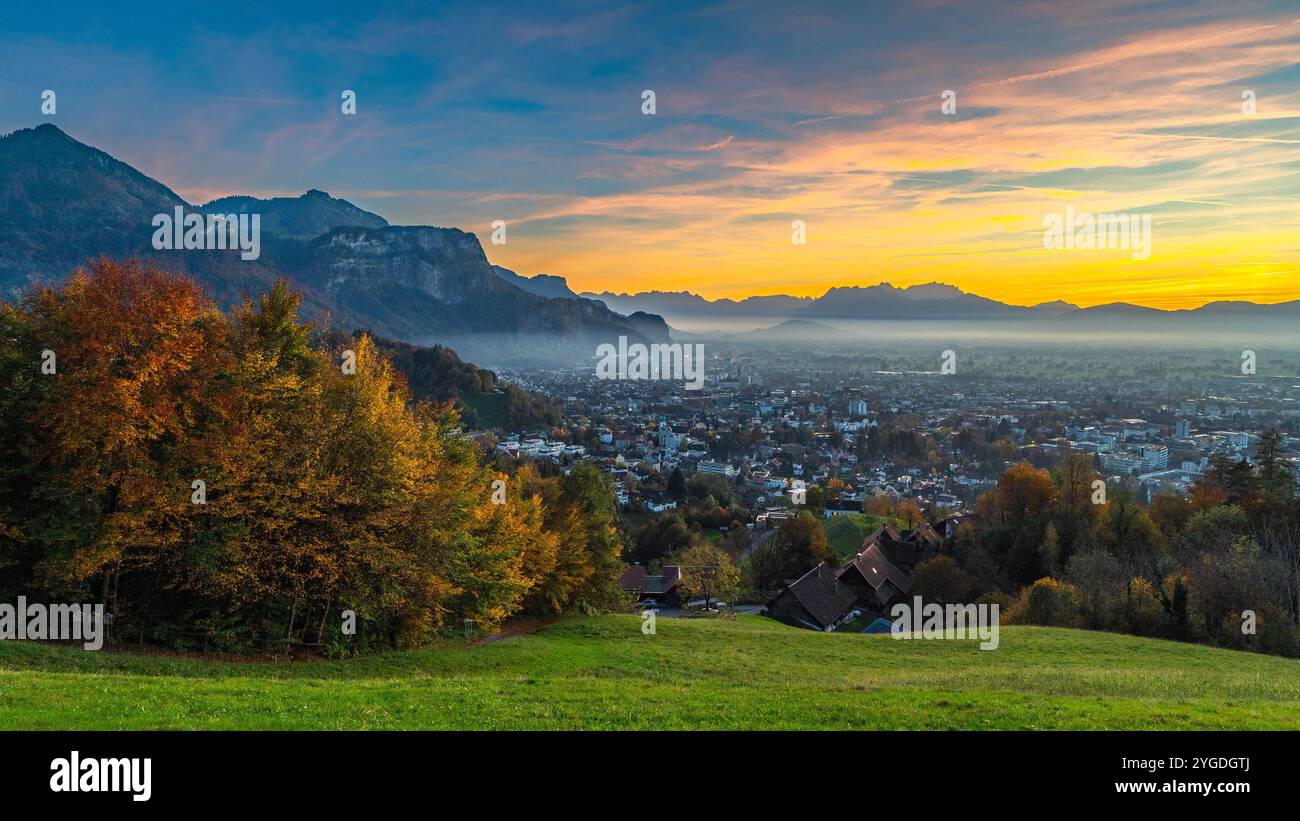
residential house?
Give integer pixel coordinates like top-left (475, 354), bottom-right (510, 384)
top-left (619, 564), bottom-right (683, 607)
top-left (822, 499), bottom-right (860, 518)
top-left (765, 564), bottom-right (860, 631)
top-left (836, 543), bottom-right (910, 615)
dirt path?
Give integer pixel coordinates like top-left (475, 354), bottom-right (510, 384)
top-left (470, 617), bottom-right (560, 646)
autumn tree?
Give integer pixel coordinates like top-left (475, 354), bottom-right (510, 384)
top-left (766, 511), bottom-right (829, 584)
top-left (14, 260), bottom-right (224, 608)
top-left (1098, 486), bottom-right (1165, 575)
top-left (0, 265), bottom-right (627, 651)
top-left (910, 555), bottom-right (971, 605)
top-left (673, 541), bottom-right (740, 610)
top-left (1050, 451), bottom-right (1100, 563)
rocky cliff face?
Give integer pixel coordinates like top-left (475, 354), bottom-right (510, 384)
top-left (293, 226), bottom-right (669, 363)
top-left (0, 124), bottom-right (668, 366)
top-left (315, 226), bottom-right (497, 305)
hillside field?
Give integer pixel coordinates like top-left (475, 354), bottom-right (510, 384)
top-left (822, 513), bottom-right (908, 559)
top-left (1, 615), bottom-right (1297, 730)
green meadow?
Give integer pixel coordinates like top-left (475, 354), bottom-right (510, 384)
top-left (1, 615), bottom-right (1297, 730)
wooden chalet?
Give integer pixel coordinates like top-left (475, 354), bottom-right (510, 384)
top-left (836, 543), bottom-right (910, 613)
top-left (619, 564), bottom-right (683, 607)
top-left (765, 564), bottom-right (859, 631)
top-left (765, 524), bottom-right (924, 631)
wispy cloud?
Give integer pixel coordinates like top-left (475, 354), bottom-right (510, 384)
top-left (1, 0), bottom-right (1297, 308)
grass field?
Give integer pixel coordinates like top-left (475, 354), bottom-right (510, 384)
top-left (458, 391), bottom-right (507, 429)
top-left (1, 615), bottom-right (1298, 730)
top-left (823, 513), bottom-right (908, 559)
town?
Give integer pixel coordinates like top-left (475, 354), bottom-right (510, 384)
top-left (490, 339), bottom-right (1300, 521)
top-left (478, 336), bottom-right (1300, 635)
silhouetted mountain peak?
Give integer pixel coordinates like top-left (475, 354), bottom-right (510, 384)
top-left (12, 123), bottom-right (73, 142)
top-left (200, 189), bottom-right (388, 240)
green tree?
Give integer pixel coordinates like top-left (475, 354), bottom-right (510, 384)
top-left (910, 555), bottom-right (971, 605)
top-left (666, 467), bottom-right (687, 501)
top-left (674, 541), bottom-right (740, 610)
top-left (767, 511), bottom-right (829, 583)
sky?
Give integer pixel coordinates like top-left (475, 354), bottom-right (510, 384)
top-left (2, 0), bottom-right (1298, 309)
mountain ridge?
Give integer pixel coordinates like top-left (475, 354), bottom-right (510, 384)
top-left (0, 124), bottom-right (667, 366)
top-left (578, 281), bottom-right (1300, 324)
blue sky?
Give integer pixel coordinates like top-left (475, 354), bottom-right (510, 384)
top-left (3, 1), bottom-right (1299, 307)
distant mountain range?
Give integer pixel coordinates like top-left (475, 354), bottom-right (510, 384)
top-left (558, 280), bottom-right (1300, 330)
top-left (7, 124), bottom-right (1294, 358)
top-left (0, 124), bottom-right (668, 366)
top-left (586, 289), bottom-right (814, 320)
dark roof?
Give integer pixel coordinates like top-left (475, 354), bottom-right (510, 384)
top-left (862, 523), bottom-right (940, 568)
top-left (619, 565), bottom-right (648, 592)
top-left (839, 543), bottom-right (910, 598)
top-left (780, 564), bottom-right (859, 629)
top-left (637, 565), bottom-right (681, 595)
top-left (661, 566), bottom-right (681, 590)
top-left (911, 522), bottom-right (942, 546)
top-left (863, 524), bottom-right (902, 548)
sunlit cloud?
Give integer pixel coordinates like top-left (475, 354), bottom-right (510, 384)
top-left (1, 1), bottom-right (1297, 308)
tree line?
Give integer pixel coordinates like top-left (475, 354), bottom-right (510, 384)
top-left (912, 446), bottom-right (1300, 656)
top-left (0, 261), bottom-right (623, 653)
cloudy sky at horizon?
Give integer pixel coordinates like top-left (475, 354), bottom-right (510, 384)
top-left (3, 0), bottom-right (1299, 308)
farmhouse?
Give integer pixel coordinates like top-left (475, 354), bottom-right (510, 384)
top-left (766, 525), bottom-right (922, 631)
top-left (619, 564), bottom-right (683, 607)
top-left (860, 521), bottom-right (940, 572)
top-left (765, 564), bottom-right (859, 631)
top-left (836, 543), bottom-right (910, 612)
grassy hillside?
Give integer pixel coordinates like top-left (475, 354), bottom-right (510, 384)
top-left (1, 615), bottom-right (1297, 729)
top-left (458, 390), bottom-right (508, 429)
top-left (823, 513), bottom-right (907, 559)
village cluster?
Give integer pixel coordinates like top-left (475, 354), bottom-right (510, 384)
top-left (480, 340), bottom-right (1300, 632)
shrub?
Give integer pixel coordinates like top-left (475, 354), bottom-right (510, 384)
top-left (1005, 578), bottom-right (1084, 628)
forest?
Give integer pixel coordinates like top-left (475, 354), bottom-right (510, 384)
top-left (0, 261), bottom-right (623, 653)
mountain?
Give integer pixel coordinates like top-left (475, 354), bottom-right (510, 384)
top-left (0, 124), bottom-right (667, 366)
top-left (897, 282), bottom-right (966, 300)
top-left (1188, 300), bottom-right (1300, 317)
top-left (801, 283), bottom-right (1022, 319)
top-left (0, 123), bottom-right (185, 292)
top-left (584, 289), bottom-right (814, 319)
top-left (5, 125), bottom-right (1294, 352)
top-left (588, 282), bottom-right (1033, 326)
top-left (492, 266), bottom-right (585, 300)
top-left (287, 225), bottom-right (669, 360)
top-left (736, 319), bottom-right (851, 341)
top-left (1027, 299), bottom-right (1081, 315)
top-left (200, 189), bottom-right (388, 239)
top-left (1068, 302), bottom-right (1167, 318)
top-left (579, 281), bottom-right (1300, 334)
